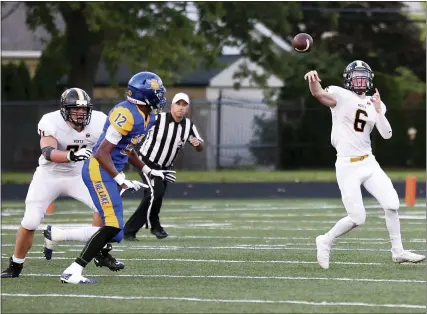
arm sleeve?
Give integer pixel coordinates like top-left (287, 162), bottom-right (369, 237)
top-left (375, 102), bottom-right (392, 139)
top-left (108, 107), bottom-right (134, 136)
top-left (105, 125), bottom-right (123, 145)
top-left (37, 115), bottom-right (57, 138)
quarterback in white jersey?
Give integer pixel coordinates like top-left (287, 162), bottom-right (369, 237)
top-left (2, 87), bottom-right (122, 279)
top-left (305, 60), bottom-right (425, 269)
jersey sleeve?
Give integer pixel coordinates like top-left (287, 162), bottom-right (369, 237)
top-left (37, 115), bottom-right (57, 138)
top-left (108, 107), bottom-right (134, 136)
top-left (324, 85), bottom-right (344, 108)
top-left (188, 122), bottom-right (204, 143)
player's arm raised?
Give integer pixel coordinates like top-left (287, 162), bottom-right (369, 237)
top-left (372, 89), bottom-right (392, 140)
top-left (305, 70), bottom-right (337, 108)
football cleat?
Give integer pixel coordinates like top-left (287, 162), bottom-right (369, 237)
top-left (1, 257), bottom-right (23, 278)
top-left (124, 234), bottom-right (140, 241)
top-left (43, 225), bottom-right (56, 260)
top-left (151, 227), bottom-right (168, 239)
top-left (392, 250), bottom-right (426, 264)
top-left (316, 235), bottom-right (332, 269)
top-left (60, 273), bottom-right (97, 284)
top-left (93, 244), bottom-right (125, 271)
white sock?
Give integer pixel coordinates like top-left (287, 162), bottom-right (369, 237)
top-left (12, 255), bottom-right (25, 264)
top-left (325, 216), bottom-right (356, 243)
top-left (52, 226), bottom-right (100, 242)
top-left (63, 262), bottom-right (84, 274)
top-left (384, 209), bottom-right (403, 253)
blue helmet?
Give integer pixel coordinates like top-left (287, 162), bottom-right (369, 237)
top-left (126, 71), bottom-right (167, 109)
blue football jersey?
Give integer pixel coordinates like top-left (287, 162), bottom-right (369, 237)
top-left (93, 101), bottom-right (156, 172)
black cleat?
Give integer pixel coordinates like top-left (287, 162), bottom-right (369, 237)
top-left (1, 257), bottom-right (23, 278)
top-left (93, 244), bottom-right (125, 272)
top-left (124, 234), bottom-right (139, 241)
top-left (151, 227), bottom-right (168, 239)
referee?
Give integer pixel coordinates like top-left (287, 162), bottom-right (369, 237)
top-left (123, 93), bottom-right (204, 241)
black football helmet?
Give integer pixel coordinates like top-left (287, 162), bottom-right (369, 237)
top-left (60, 87), bottom-right (93, 126)
top-left (343, 60), bottom-right (374, 95)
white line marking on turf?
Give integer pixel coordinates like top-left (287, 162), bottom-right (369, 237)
top-left (1, 232), bottom-right (425, 243)
top-left (19, 274), bottom-right (426, 283)
top-left (2, 233), bottom-right (425, 243)
top-left (1, 243), bottom-right (425, 252)
top-left (2, 256), bottom-right (388, 266)
top-left (2, 202), bottom-right (425, 215)
top-left (1, 294), bottom-right (424, 309)
top-left (1, 293), bottom-right (424, 309)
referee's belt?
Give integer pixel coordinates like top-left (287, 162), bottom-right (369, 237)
top-left (350, 154), bottom-right (369, 163)
top-left (139, 155), bottom-right (171, 170)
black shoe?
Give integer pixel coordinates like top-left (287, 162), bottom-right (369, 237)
top-left (93, 244), bottom-right (125, 272)
top-left (124, 234), bottom-right (139, 241)
top-left (151, 227), bottom-right (168, 239)
top-left (1, 257), bottom-right (23, 278)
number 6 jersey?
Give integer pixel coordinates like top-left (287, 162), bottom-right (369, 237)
top-left (37, 110), bottom-right (107, 175)
top-left (325, 86), bottom-right (387, 157)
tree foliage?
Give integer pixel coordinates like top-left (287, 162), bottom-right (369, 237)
top-left (1, 62), bottom-right (33, 101)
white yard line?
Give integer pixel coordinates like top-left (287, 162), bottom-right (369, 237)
top-left (7, 256), bottom-right (422, 267)
top-left (1, 243), bottom-right (425, 252)
top-left (2, 203), bottom-right (425, 215)
top-left (4, 224), bottom-right (425, 232)
top-left (17, 273), bottom-right (426, 283)
top-left (2, 233), bottom-right (425, 243)
top-left (1, 293), bottom-right (424, 309)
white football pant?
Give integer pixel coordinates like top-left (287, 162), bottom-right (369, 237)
top-left (335, 155), bottom-right (400, 226)
top-left (21, 167), bottom-right (97, 230)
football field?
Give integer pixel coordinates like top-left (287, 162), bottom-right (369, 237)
top-left (1, 198), bottom-right (426, 313)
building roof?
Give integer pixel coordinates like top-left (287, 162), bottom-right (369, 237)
top-left (91, 54), bottom-right (241, 87)
top-left (1, 2), bottom-right (241, 87)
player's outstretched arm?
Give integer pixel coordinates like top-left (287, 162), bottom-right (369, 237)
top-left (304, 70), bottom-right (337, 108)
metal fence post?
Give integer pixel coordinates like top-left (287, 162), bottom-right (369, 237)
top-left (216, 89), bottom-right (222, 170)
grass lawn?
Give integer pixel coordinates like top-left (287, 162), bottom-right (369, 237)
top-left (1, 198), bottom-right (425, 313)
top-left (2, 169), bottom-right (425, 183)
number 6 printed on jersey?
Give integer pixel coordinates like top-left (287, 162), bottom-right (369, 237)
top-left (354, 109), bottom-right (368, 132)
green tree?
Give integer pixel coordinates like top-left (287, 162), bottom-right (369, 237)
top-left (25, 2), bottom-right (305, 96)
top-left (25, 2), bottom-right (223, 95)
top-left (1, 61), bottom-right (33, 101)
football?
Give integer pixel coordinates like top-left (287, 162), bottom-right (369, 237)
top-left (292, 33), bottom-right (313, 53)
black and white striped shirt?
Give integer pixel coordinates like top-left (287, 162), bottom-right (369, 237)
top-left (139, 112), bottom-right (203, 169)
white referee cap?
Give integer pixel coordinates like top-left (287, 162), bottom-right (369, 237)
top-left (172, 92), bottom-right (190, 104)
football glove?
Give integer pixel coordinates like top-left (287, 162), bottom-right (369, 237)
top-left (114, 173), bottom-right (148, 194)
top-left (67, 148), bottom-right (92, 162)
top-left (142, 165), bottom-right (176, 183)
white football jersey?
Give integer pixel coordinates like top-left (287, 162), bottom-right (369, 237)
top-left (326, 86), bottom-right (386, 157)
top-left (37, 110), bottom-right (107, 176)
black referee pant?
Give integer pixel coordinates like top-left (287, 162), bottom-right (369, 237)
top-left (123, 172), bottom-right (167, 238)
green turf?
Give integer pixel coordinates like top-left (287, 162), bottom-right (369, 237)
top-left (1, 199), bottom-right (426, 313)
top-left (2, 169), bottom-right (426, 183)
